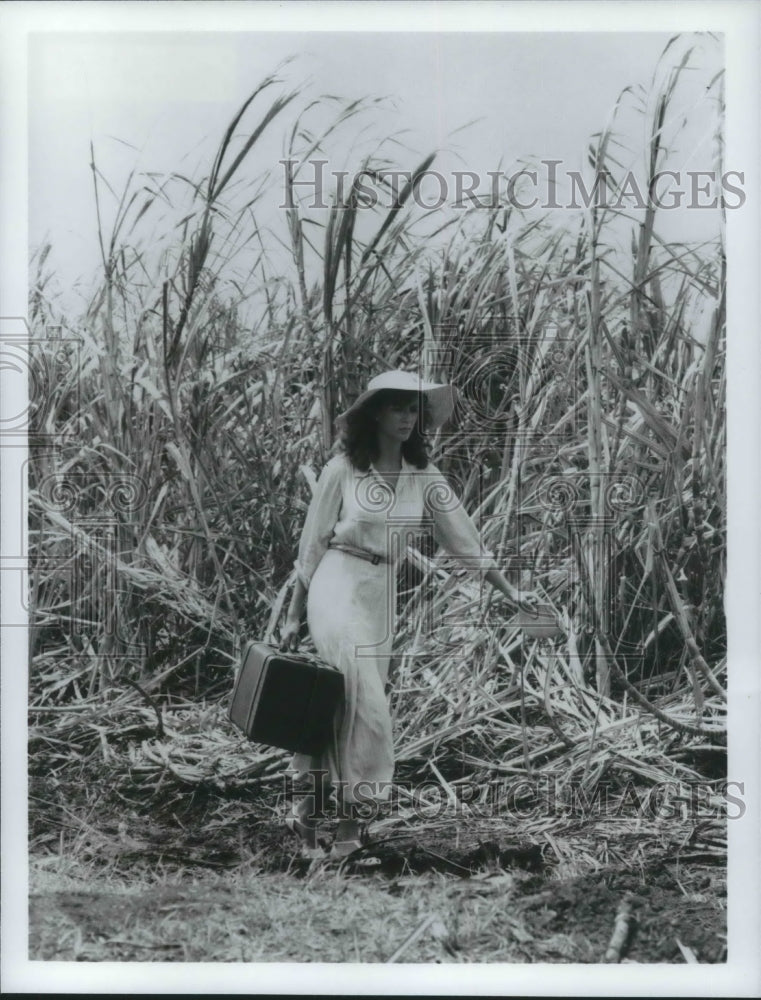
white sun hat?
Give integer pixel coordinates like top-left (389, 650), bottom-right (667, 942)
top-left (335, 369), bottom-right (457, 432)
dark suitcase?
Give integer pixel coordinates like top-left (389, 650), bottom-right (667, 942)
top-left (228, 641), bottom-right (344, 756)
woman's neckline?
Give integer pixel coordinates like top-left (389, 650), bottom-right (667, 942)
top-left (370, 456), bottom-right (406, 490)
top-left (371, 456), bottom-right (405, 473)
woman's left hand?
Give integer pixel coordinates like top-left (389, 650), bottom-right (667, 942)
top-left (508, 588), bottom-right (540, 612)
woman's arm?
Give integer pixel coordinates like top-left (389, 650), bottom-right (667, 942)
top-left (484, 566), bottom-right (537, 609)
top-left (424, 465), bottom-right (537, 608)
top-left (279, 455), bottom-right (344, 651)
top-left (280, 576), bottom-right (307, 651)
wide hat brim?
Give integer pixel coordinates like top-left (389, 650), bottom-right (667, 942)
top-left (335, 370), bottom-right (456, 432)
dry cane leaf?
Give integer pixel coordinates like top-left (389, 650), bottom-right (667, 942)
top-left (603, 894), bottom-right (633, 962)
top-left (429, 916), bottom-right (459, 957)
top-left (675, 938), bottom-right (699, 963)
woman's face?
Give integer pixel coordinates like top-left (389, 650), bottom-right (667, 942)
top-left (375, 394), bottom-right (419, 443)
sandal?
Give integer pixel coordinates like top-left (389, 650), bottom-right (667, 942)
top-left (285, 810), bottom-right (325, 860)
top-left (329, 838), bottom-right (364, 860)
top-left (330, 828), bottom-right (382, 867)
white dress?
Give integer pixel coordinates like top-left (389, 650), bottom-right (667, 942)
top-left (291, 451), bottom-right (497, 803)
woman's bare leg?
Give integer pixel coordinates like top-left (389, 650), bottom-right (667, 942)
top-left (334, 796), bottom-right (363, 844)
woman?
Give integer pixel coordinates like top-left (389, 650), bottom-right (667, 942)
top-left (279, 370), bottom-right (536, 859)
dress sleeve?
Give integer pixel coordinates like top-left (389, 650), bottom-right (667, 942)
top-left (424, 464), bottom-right (499, 574)
top-left (293, 455), bottom-right (345, 590)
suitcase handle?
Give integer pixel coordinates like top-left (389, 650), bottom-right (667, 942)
top-left (279, 650), bottom-right (342, 674)
top-left (243, 640), bottom-right (341, 674)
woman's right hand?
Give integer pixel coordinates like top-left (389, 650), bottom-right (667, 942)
top-left (279, 617), bottom-right (301, 652)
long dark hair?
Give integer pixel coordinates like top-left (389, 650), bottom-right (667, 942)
top-left (339, 389), bottom-right (432, 471)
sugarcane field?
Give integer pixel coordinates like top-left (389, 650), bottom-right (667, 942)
top-left (5, 11), bottom-right (760, 994)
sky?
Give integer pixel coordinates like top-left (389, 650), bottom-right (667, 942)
top-left (27, 30), bottom-right (725, 311)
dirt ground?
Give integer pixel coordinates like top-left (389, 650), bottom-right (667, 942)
top-left (29, 813), bottom-right (726, 964)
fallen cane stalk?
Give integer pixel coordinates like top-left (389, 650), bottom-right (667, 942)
top-left (386, 914), bottom-right (437, 963)
top-left (604, 893), bottom-right (634, 962)
top-left (675, 938), bottom-right (699, 963)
